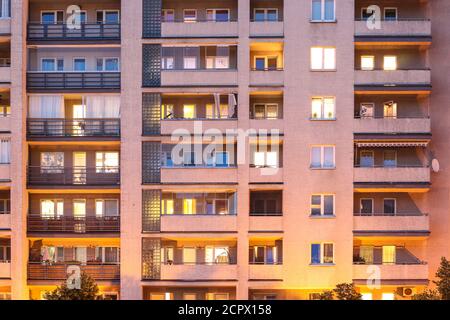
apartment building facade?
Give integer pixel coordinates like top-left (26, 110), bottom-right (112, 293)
top-left (1, 0), bottom-right (449, 300)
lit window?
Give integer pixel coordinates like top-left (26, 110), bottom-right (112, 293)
top-left (161, 9), bottom-right (175, 22)
top-left (96, 152), bottom-right (119, 173)
top-left (382, 293), bottom-right (395, 300)
top-left (183, 104), bottom-right (196, 119)
top-left (254, 56), bottom-right (278, 70)
top-left (206, 56), bottom-right (229, 69)
top-left (253, 104), bottom-right (279, 119)
top-left (383, 56), bottom-right (397, 70)
top-left (361, 293), bottom-right (373, 300)
top-left (311, 47), bottom-right (335, 70)
top-left (311, 243), bottom-right (334, 264)
top-left (73, 199), bottom-right (86, 218)
top-left (253, 150), bottom-right (279, 168)
top-left (311, 145), bottom-right (335, 169)
top-left (41, 199), bottom-right (64, 218)
top-left (183, 199), bottom-right (196, 215)
top-left (205, 246), bottom-right (230, 264)
top-left (361, 56), bottom-right (374, 70)
top-left (183, 56), bottom-right (197, 69)
top-left (311, 0), bottom-right (335, 21)
top-left (310, 194), bottom-right (334, 216)
top-left (161, 56), bottom-right (174, 69)
top-left (183, 247), bottom-right (196, 264)
top-left (206, 104), bottom-right (229, 119)
top-left (40, 152), bottom-right (64, 173)
top-left (382, 246), bottom-right (396, 264)
top-left (311, 97), bottom-right (335, 120)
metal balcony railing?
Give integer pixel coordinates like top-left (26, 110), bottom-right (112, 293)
top-left (27, 215), bottom-right (120, 233)
top-left (27, 166), bottom-right (120, 186)
top-left (27, 72), bottom-right (121, 90)
top-left (27, 262), bottom-right (120, 280)
top-left (27, 118), bottom-right (120, 138)
top-left (27, 23), bottom-right (120, 41)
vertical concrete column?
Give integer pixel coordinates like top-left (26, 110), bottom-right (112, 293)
top-left (120, 0), bottom-right (144, 300)
top-left (236, 0), bottom-right (250, 300)
top-left (10, 0), bottom-right (29, 300)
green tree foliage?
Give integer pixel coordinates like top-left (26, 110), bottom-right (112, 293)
top-left (333, 283), bottom-right (362, 300)
top-left (44, 272), bottom-right (101, 300)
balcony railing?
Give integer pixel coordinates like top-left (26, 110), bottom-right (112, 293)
top-left (27, 262), bottom-right (120, 280)
top-left (354, 212), bottom-right (427, 217)
top-left (353, 246), bottom-right (424, 265)
top-left (27, 166), bottom-right (120, 186)
top-left (27, 215), bottom-right (120, 233)
top-left (27, 119), bottom-right (120, 138)
top-left (249, 211), bottom-right (283, 216)
top-left (27, 72), bottom-right (121, 90)
top-left (162, 247), bottom-right (237, 265)
top-left (27, 23), bottom-right (121, 41)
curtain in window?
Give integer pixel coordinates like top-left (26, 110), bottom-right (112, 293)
top-left (359, 246), bottom-right (374, 264)
top-left (28, 95), bottom-right (64, 118)
top-left (85, 95), bottom-right (120, 118)
top-left (0, 138), bottom-right (10, 164)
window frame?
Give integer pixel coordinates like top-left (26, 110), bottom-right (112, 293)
top-left (40, 199), bottom-right (64, 219)
top-left (95, 199), bottom-right (119, 217)
top-left (253, 55), bottom-right (279, 71)
top-left (383, 150), bottom-right (397, 167)
top-left (40, 10), bottom-right (64, 24)
top-left (40, 58), bottom-right (64, 72)
top-left (96, 57), bottom-right (120, 72)
top-left (73, 57), bottom-right (86, 72)
top-left (310, 242), bottom-right (335, 265)
top-left (161, 9), bottom-right (175, 22)
top-left (310, 145), bottom-right (336, 169)
top-left (95, 151), bottom-right (119, 173)
top-left (206, 8), bottom-right (231, 22)
top-left (384, 7), bottom-right (398, 21)
top-left (359, 198), bottom-right (374, 215)
top-left (383, 55), bottom-right (397, 71)
top-left (183, 9), bottom-right (197, 23)
top-left (252, 103), bottom-right (279, 120)
top-left (96, 10), bottom-right (120, 24)
top-left (310, 194), bottom-right (335, 217)
top-left (311, 0), bottom-right (336, 22)
top-left (359, 102), bottom-right (375, 118)
top-left (310, 46), bottom-right (336, 71)
top-left (383, 198), bottom-right (397, 215)
top-left (359, 150), bottom-right (375, 167)
top-left (253, 8), bottom-right (279, 22)
top-left (361, 55), bottom-right (375, 71)
top-left (311, 96), bottom-right (336, 120)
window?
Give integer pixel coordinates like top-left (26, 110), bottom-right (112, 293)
top-left (361, 293), bottom-right (373, 300)
top-left (311, 243), bottom-right (334, 264)
top-left (150, 293), bottom-right (173, 300)
top-left (74, 246), bottom-right (87, 264)
top-left (361, 56), bottom-right (375, 70)
top-left (40, 199), bottom-right (63, 218)
top-left (206, 104), bottom-right (229, 119)
top-left (97, 10), bottom-right (120, 24)
top-left (183, 9), bottom-right (197, 22)
top-left (0, 293), bottom-right (11, 300)
top-left (0, 138), bottom-right (10, 164)
top-left (183, 294), bottom-right (197, 300)
top-left (96, 58), bottom-right (120, 71)
top-left (161, 56), bottom-right (174, 70)
top-left (41, 58), bottom-right (64, 72)
top-left (206, 56), bottom-right (229, 69)
top-left (359, 246), bottom-right (374, 264)
top-left (212, 151), bottom-right (229, 168)
top-left (310, 145), bottom-right (335, 169)
top-left (384, 8), bottom-right (397, 21)
top-left (161, 104), bottom-right (174, 119)
top-left (40, 152), bottom-right (64, 173)
top-left (359, 151), bottom-right (374, 167)
top-left (311, 47), bottom-right (335, 70)
top-left (253, 104), bottom-right (279, 119)
top-left (253, 150), bottom-right (278, 168)
top-left (161, 198), bottom-right (174, 215)
top-left (183, 198), bottom-right (196, 214)
top-left (205, 246), bottom-right (230, 264)
top-left (382, 293), bottom-right (395, 300)
top-left (183, 247), bottom-right (196, 264)
top-left (0, 245), bottom-right (10, 262)
top-left (183, 104), bottom-right (196, 119)
top-left (383, 56), bottom-right (397, 71)
top-left (206, 9), bottom-right (230, 22)
top-left (161, 9), bottom-right (175, 22)
top-left (0, 0), bottom-right (11, 19)
top-left (383, 199), bottom-right (396, 215)
top-left (360, 103), bottom-right (374, 118)
top-left (311, 97), bottom-right (335, 120)
top-left (41, 10), bottom-right (64, 24)
top-left (383, 150), bottom-right (397, 167)
top-left (0, 198), bottom-right (10, 214)
top-left (311, 0), bottom-right (335, 21)
top-left (161, 247), bottom-right (174, 264)
top-left (254, 56), bottom-right (278, 71)
top-left (310, 194), bottom-right (334, 216)
top-left (254, 8), bottom-right (278, 22)
top-left (382, 246), bottom-right (396, 264)
top-left (95, 199), bottom-right (119, 217)
top-left (207, 293), bottom-right (229, 300)
top-left (360, 198), bottom-right (374, 215)
top-left (251, 246), bottom-right (278, 264)
top-left (383, 101), bottom-right (397, 118)
top-left (101, 292), bottom-right (119, 300)
top-left (95, 152), bottom-right (119, 173)
top-left (73, 199), bottom-right (86, 218)
top-left (73, 58), bottom-right (86, 71)
top-left (183, 56), bottom-right (197, 69)
top-left (95, 247), bottom-right (119, 263)
top-left (0, 105), bottom-right (10, 117)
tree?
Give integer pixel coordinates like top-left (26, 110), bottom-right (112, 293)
top-left (411, 289), bottom-right (440, 300)
top-left (333, 283), bottom-right (362, 300)
top-left (44, 272), bottom-right (101, 300)
top-left (434, 257), bottom-right (450, 300)
top-left (318, 290), bottom-right (334, 300)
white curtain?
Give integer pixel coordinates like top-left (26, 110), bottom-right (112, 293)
top-left (28, 95), bottom-right (64, 118)
top-left (0, 138), bottom-right (10, 164)
top-left (86, 95), bottom-right (120, 118)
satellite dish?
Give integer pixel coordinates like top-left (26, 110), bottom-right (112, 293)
top-left (432, 158), bottom-right (440, 173)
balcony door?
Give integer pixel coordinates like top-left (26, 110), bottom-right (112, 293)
top-left (383, 101), bottom-right (397, 119)
top-left (360, 151), bottom-right (374, 167)
top-left (382, 246), bottom-right (396, 265)
top-left (73, 152), bottom-right (86, 184)
top-left (72, 104), bottom-right (86, 136)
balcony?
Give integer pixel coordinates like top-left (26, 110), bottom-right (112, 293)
top-left (0, 213), bottom-right (10, 230)
top-left (161, 167), bottom-right (238, 184)
top-left (162, 20), bottom-right (238, 38)
top-left (249, 215), bottom-right (283, 232)
top-left (0, 58), bottom-right (10, 83)
top-left (27, 23), bottom-right (121, 42)
top-left (0, 115), bottom-right (10, 132)
top-left (160, 214), bottom-right (237, 233)
top-left (355, 69), bottom-right (430, 86)
top-left (353, 263), bottom-right (428, 282)
top-left (353, 213), bottom-right (429, 233)
top-left (161, 69), bottom-right (238, 87)
top-left (27, 166), bottom-right (120, 187)
top-left (248, 264), bottom-right (283, 280)
top-left (354, 166), bottom-right (430, 184)
top-left (161, 119), bottom-right (238, 136)
top-left (354, 19), bottom-right (431, 38)
top-left (27, 215), bottom-right (120, 234)
top-left (0, 163), bottom-right (10, 182)
top-left (250, 21), bottom-right (284, 38)
top-left (160, 264), bottom-right (237, 281)
top-left (354, 117), bottom-right (430, 134)
top-left (249, 167), bottom-right (283, 183)
top-left (27, 262), bottom-right (120, 281)
top-left (0, 261), bottom-right (10, 278)
top-left (250, 69), bottom-right (284, 87)
top-left (27, 72), bottom-right (121, 91)
top-left (0, 18), bottom-right (10, 35)
top-left (27, 119), bottom-right (120, 140)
